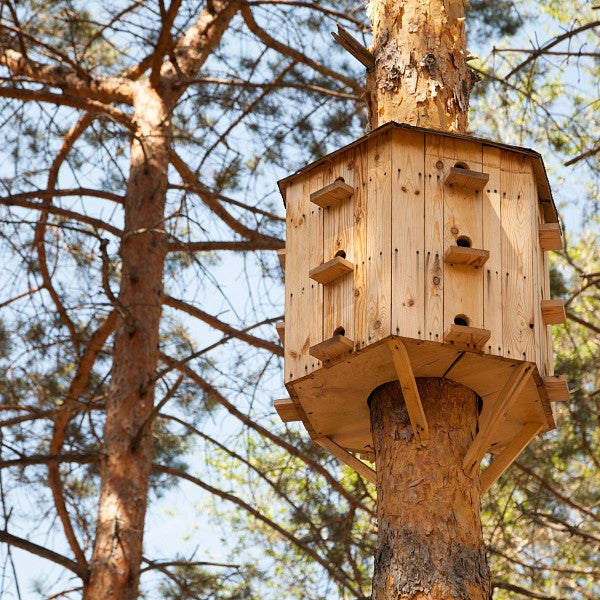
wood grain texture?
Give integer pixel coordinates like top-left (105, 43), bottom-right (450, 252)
top-left (274, 398), bottom-right (302, 422)
top-left (539, 223), bottom-right (563, 251)
top-left (322, 153), bottom-right (355, 342)
top-left (444, 167), bottom-right (489, 191)
top-left (391, 128), bottom-right (425, 339)
top-left (309, 256), bottom-right (354, 285)
top-left (366, 129), bottom-right (392, 344)
top-left (501, 152), bottom-right (535, 362)
top-left (482, 146), bottom-right (503, 356)
top-left (424, 133), bottom-right (445, 343)
top-left (309, 179), bottom-right (353, 208)
top-left (309, 334), bottom-right (354, 362)
top-left (440, 137), bottom-right (485, 332)
top-left (353, 141), bottom-right (368, 349)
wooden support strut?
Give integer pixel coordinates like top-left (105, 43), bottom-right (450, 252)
top-left (315, 436), bottom-right (376, 484)
top-left (480, 422), bottom-right (542, 493)
top-left (387, 339), bottom-right (429, 442)
top-left (463, 361), bottom-right (534, 475)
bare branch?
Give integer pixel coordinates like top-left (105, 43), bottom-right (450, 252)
top-left (170, 149), bottom-right (282, 243)
top-left (167, 239), bottom-right (284, 252)
top-left (153, 463), bottom-right (365, 598)
top-left (503, 20), bottom-right (600, 79)
top-left (164, 295), bottom-right (283, 356)
top-left (0, 86), bottom-right (134, 130)
top-left (0, 529), bottom-right (89, 581)
top-left (241, 4), bottom-right (363, 95)
top-left (150, 0), bottom-right (182, 89)
top-left (0, 48), bottom-right (134, 104)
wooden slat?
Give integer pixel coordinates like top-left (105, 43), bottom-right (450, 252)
top-left (284, 175), bottom-right (322, 382)
top-left (275, 321), bottom-right (285, 345)
top-left (353, 141), bottom-right (368, 349)
top-left (365, 129), bottom-right (392, 343)
top-left (309, 256), bottom-right (354, 284)
top-left (544, 375), bottom-right (570, 402)
top-left (443, 324), bottom-right (491, 351)
top-left (322, 153), bottom-right (355, 344)
top-left (501, 152), bottom-right (535, 362)
top-left (309, 334), bottom-right (354, 362)
top-left (441, 138), bottom-right (484, 333)
top-left (539, 223), bottom-right (563, 251)
top-left (444, 166), bottom-right (490, 191)
top-left (463, 361), bottom-right (534, 474)
top-left (274, 398), bottom-right (302, 423)
top-left (391, 128), bottom-right (425, 339)
top-left (310, 179), bottom-right (353, 208)
top-left (277, 248), bottom-right (286, 270)
top-left (388, 339), bottom-right (429, 441)
top-left (480, 422), bottom-right (542, 493)
top-left (315, 436), bottom-right (376, 484)
top-left (443, 246), bottom-right (490, 268)
top-left (482, 146), bottom-right (503, 356)
top-left (424, 134), bottom-right (445, 342)
top-left (541, 299), bottom-right (566, 325)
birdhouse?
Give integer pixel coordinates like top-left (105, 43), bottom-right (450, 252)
top-left (274, 123), bottom-right (569, 491)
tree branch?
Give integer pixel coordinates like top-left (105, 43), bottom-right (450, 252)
top-left (0, 529), bottom-right (89, 581)
top-left (150, 0), bottom-right (182, 89)
top-left (170, 149), bottom-right (282, 243)
top-left (167, 239), bottom-right (284, 252)
top-left (503, 20), bottom-right (600, 80)
top-left (164, 295), bottom-right (283, 356)
top-left (241, 4), bottom-right (363, 94)
top-left (153, 463), bottom-right (364, 598)
top-left (0, 48), bottom-right (134, 104)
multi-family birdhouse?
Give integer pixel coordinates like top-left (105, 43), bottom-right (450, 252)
top-left (274, 123), bottom-right (569, 491)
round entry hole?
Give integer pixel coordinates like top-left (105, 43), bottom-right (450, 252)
top-left (333, 326), bottom-right (346, 337)
top-left (456, 236), bottom-right (472, 248)
top-left (335, 249), bottom-right (347, 259)
top-left (454, 315), bottom-right (470, 327)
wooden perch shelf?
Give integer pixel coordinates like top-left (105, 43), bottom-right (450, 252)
top-left (541, 300), bottom-right (566, 325)
top-left (309, 334), bottom-right (354, 362)
top-left (274, 398), bottom-right (302, 422)
top-left (544, 375), bottom-right (570, 402)
top-left (277, 248), bottom-right (286, 269)
top-left (309, 255), bottom-right (354, 284)
top-left (276, 321), bottom-right (285, 345)
top-left (310, 180), bottom-right (354, 208)
top-left (539, 223), bottom-right (563, 251)
top-left (444, 324), bottom-right (491, 351)
top-left (444, 245), bottom-right (490, 268)
top-left (444, 167), bottom-right (489, 191)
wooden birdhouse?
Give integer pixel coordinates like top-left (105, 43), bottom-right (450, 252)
top-left (274, 123), bottom-right (569, 491)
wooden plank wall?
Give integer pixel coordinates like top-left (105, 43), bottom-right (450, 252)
top-left (482, 147), bottom-right (504, 356)
top-left (392, 129), bottom-right (425, 339)
top-left (353, 141), bottom-right (368, 349)
top-left (322, 152), bottom-right (355, 343)
top-left (283, 171), bottom-right (323, 383)
top-left (365, 129), bottom-right (392, 344)
top-left (501, 151), bottom-right (536, 362)
top-left (437, 136), bottom-right (485, 330)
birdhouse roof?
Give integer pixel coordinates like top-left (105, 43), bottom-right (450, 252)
top-left (278, 122), bottom-right (559, 224)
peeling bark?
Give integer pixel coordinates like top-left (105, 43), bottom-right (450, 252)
top-left (366, 0), bottom-right (473, 132)
top-left (370, 378), bottom-right (490, 600)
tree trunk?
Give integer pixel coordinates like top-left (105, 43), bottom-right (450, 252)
top-left (370, 379), bottom-right (490, 600)
top-left (366, 0), bottom-right (473, 132)
top-left (85, 81), bottom-right (170, 600)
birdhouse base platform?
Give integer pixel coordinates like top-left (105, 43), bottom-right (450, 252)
top-left (277, 336), bottom-right (567, 489)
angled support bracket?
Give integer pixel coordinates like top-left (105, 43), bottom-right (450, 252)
top-left (387, 339), bottom-right (429, 442)
top-left (480, 422), bottom-right (542, 493)
top-left (463, 361), bottom-right (534, 476)
top-left (315, 436), bottom-right (376, 484)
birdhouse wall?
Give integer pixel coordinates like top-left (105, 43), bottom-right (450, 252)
top-left (283, 126), bottom-right (556, 385)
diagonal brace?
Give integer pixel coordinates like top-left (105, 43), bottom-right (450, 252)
top-left (463, 362), bottom-right (534, 475)
top-left (387, 339), bottom-right (429, 442)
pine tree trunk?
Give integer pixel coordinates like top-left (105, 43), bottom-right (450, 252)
top-left (85, 82), bottom-right (170, 600)
top-left (370, 379), bottom-right (490, 600)
top-left (366, 0), bottom-right (473, 132)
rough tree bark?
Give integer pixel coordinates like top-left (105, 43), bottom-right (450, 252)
top-left (366, 0), bottom-right (474, 132)
top-left (370, 380), bottom-right (490, 600)
top-left (365, 1), bottom-right (489, 598)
